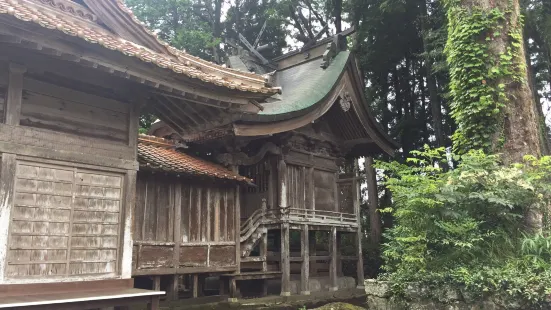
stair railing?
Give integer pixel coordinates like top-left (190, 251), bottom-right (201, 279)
top-left (240, 199), bottom-right (268, 243)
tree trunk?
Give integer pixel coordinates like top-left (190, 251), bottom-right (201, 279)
top-left (420, 0), bottom-right (445, 147)
top-left (448, 0), bottom-right (544, 232)
top-left (498, 1), bottom-right (541, 164)
top-left (212, 0), bottom-right (222, 63)
top-left (365, 157), bottom-right (381, 246)
top-left (334, 0), bottom-right (342, 34)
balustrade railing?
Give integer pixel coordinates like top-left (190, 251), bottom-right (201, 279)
top-left (240, 201), bottom-right (357, 242)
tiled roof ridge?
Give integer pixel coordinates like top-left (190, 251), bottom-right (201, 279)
top-left (0, 0), bottom-right (278, 94)
top-left (113, 0), bottom-right (270, 83)
top-left (138, 134), bottom-right (175, 148)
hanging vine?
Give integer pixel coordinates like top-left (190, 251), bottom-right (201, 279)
top-left (444, 0), bottom-right (524, 153)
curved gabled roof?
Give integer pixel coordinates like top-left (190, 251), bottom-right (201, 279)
top-left (232, 51), bottom-right (398, 156)
top-left (249, 51), bottom-right (350, 121)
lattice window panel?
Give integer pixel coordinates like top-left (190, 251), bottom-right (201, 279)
top-left (6, 161), bottom-right (123, 279)
top-left (241, 162), bottom-right (270, 193)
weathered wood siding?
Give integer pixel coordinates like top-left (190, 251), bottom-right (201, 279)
top-left (20, 78), bottom-right (129, 143)
top-left (132, 173), bottom-right (237, 275)
top-left (286, 164), bottom-right (306, 209)
top-left (0, 67), bottom-right (6, 122)
top-left (0, 57), bottom-right (139, 284)
top-left (6, 161), bottom-right (123, 279)
top-left (314, 170), bottom-right (336, 211)
top-left (337, 180), bottom-right (354, 214)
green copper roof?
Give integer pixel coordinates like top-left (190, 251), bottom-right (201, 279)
top-left (250, 51), bottom-right (350, 121)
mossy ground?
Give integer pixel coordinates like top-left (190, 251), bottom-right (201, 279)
top-left (308, 302), bottom-right (366, 310)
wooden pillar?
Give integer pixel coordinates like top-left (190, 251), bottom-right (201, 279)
top-left (278, 156), bottom-right (288, 211)
top-left (300, 224), bottom-right (310, 295)
top-left (219, 277), bottom-right (226, 295)
top-left (229, 278), bottom-right (238, 301)
top-left (170, 183), bottom-right (182, 300)
top-left (260, 228), bottom-right (268, 296)
top-left (192, 274), bottom-right (199, 298)
top-left (0, 153), bottom-right (16, 284)
top-left (148, 276), bottom-right (161, 310)
top-left (0, 64), bottom-right (24, 284)
top-left (280, 223), bottom-right (291, 296)
top-left (309, 230), bottom-right (316, 276)
top-left (355, 159), bottom-right (365, 288)
top-left (329, 227), bottom-right (338, 291)
top-left (307, 166), bottom-right (314, 210)
top-left (336, 232), bottom-right (343, 277)
top-left (232, 166), bottom-right (241, 274)
top-left (168, 275), bottom-right (179, 301)
top-left (152, 276), bottom-right (161, 291)
top-left (122, 170), bottom-right (137, 279)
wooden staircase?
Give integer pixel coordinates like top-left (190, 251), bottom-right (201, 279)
top-left (240, 207), bottom-right (268, 258)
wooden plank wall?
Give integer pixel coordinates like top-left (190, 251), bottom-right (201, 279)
top-left (314, 170), bottom-right (336, 212)
top-left (337, 181), bottom-right (354, 214)
top-left (20, 78), bottom-right (129, 143)
top-left (0, 67), bottom-right (6, 121)
top-left (240, 160), bottom-right (270, 219)
top-left (6, 161), bottom-right (123, 279)
top-left (286, 164), bottom-right (306, 209)
top-left (133, 173), bottom-right (237, 274)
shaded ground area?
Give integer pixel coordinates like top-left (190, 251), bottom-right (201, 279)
top-left (149, 288), bottom-right (367, 310)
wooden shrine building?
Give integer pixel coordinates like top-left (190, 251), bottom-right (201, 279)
top-left (145, 32), bottom-right (398, 298)
top-left (0, 0), bottom-right (278, 309)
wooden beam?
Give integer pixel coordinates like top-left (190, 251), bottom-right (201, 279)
top-left (128, 102), bottom-right (142, 151)
top-left (151, 96), bottom-right (191, 132)
top-left (162, 95), bottom-right (202, 127)
top-left (300, 224), bottom-right (310, 295)
top-left (330, 226), bottom-right (338, 291)
top-left (181, 101), bottom-right (209, 123)
top-left (154, 91), bottom-right (258, 113)
top-left (5, 63), bottom-right (26, 125)
top-left (280, 223), bottom-right (291, 296)
top-left (132, 266), bottom-right (237, 276)
top-left (0, 153), bottom-right (16, 283)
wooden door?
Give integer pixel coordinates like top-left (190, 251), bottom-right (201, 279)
top-left (6, 160), bottom-right (123, 280)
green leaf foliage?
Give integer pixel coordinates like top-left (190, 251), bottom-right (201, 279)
top-left (376, 148), bottom-right (551, 305)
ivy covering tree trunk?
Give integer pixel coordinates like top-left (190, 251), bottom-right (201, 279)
top-left (445, 0), bottom-right (543, 164)
top-left (445, 0), bottom-right (547, 232)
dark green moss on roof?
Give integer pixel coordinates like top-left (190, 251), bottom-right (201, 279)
top-left (242, 51), bottom-right (350, 122)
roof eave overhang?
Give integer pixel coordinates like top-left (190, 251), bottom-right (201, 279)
top-left (230, 55), bottom-right (399, 157)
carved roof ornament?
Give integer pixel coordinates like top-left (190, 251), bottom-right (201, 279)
top-left (216, 142), bottom-right (282, 166)
top-left (340, 91), bottom-right (352, 112)
top-left (320, 41), bottom-right (337, 69)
